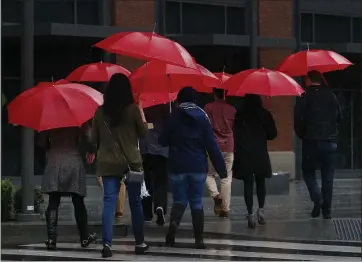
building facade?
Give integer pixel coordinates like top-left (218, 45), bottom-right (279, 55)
top-left (2, 0), bottom-right (362, 179)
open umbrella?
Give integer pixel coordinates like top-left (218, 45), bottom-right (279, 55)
top-left (66, 62), bottom-right (131, 82)
top-left (94, 32), bottom-right (196, 69)
top-left (214, 72), bottom-right (232, 83)
top-left (8, 80), bottom-right (103, 131)
top-left (276, 50), bottom-right (353, 77)
top-left (130, 61), bottom-right (220, 93)
top-left (224, 68), bottom-right (305, 97)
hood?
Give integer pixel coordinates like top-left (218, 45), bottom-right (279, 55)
top-left (179, 102), bottom-right (210, 122)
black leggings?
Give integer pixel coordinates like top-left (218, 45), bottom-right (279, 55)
top-left (243, 175), bottom-right (266, 214)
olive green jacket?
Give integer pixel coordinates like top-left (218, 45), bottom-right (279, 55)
top-left (90, 104), bottom-right (148, 177)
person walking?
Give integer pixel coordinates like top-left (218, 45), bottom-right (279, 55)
top-left (233, 94), bottom-right (277, 229)
top-left (140, 105), bottom-right (170, 225)
top-left (159, 87), bottom-right (227, 249)
top-left (204, 88), bottom-right (236, 218)
top-left (294, 70), bottom-right (342, 219)
top-left (88, 73), bottom-right (149, 257)
top-left (40, 127), bottom-right (97, 250)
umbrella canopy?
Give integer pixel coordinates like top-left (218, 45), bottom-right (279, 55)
top-left (214, 72), bottom-right (232, 83)
top-left (94, 32), bottom-right (196, 69)
top-left (224, 68), bottom-right (305, 97)
top-left (66, 62), bottom-right (131, 82)
top-left (8, 80), bottom-right (103, 131)
top-left (276, 50), bottom-right (353, 77)
top-left (130, 61), bottom-right (220, 93)
top-left (138, 92), bottom-right (178, 109)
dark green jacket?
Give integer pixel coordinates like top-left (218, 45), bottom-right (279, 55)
top-left (91, 104), bottom-right (148, 177)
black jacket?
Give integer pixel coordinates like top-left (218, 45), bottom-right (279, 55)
top-left (294, 85), bottom-right (342, 141)
top-left (233, 108), bottom-right (277, 179)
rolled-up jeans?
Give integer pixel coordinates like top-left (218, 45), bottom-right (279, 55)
top-left (102, 176), bottom-right (144, 245)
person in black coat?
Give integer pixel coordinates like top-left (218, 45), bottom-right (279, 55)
top-left (233, 94), bottom-right (277, 229)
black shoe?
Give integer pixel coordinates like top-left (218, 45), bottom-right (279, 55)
top-left (247, 214), bottom-right (256, 229)
top-left (135, 243), bottom-right (149, 254)
top-left (156, 207), bottom-right (165, 226)
top-left (81, 233), bottom-right (97, 248)
top-left (101, 244), bottom-right (112, 258)
top-left (165, 204), bottom-right (185, 247)
top-left (311, 202), bottom-right (321, 218)
top-left (191, 209), bottom-right (205, 249)
top-left (45, 239), bottom-right (57, 251)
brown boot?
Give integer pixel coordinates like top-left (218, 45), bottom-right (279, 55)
top-left (213, 195), bottom-right (223, 215)
top-left (219, 210), bottom-right (229, 218)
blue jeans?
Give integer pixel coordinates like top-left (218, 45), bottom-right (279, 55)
top-left (102, 176), bottom-right (144, 245)
top-left (302, 140), bottom-right (337, 212)
top-left (169, 173), bottom-right (207, 211)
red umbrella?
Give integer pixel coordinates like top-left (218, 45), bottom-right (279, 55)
top-left (94, 32), bottom-right (196, 69)
top-left (138, 92), bottom-right (178, 109)
top-left (276, 50), bottom-right (353, 77)
top-left (130, 61), bottom-right (221, 93)
top-left (66, 62), bottom-right (131, 82)
top-left (224, 68), bottom-right (305, 97)
top-left (8, 80), bottom-right (103, 131)
top-left (214, 72), bottom-right (232, 83)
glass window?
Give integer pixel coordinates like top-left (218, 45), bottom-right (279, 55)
top-left (182, 3), bottom-right (225, 35)
top-left (35, 0), bottom-right (75, 24)
top-left (165, 1), bottom-right (181, 34)
top-left (352, 18), bottom-right (361, 43)
top-left (226, 6), bottom-right (246, 35)
top-left (77, 0), bottom-right (99, 25)
top-left (2, 0), bottom-right (23, 24)
top-left (301, 13), bottom-right (313, 42)
top-left (314, 14), bottom-right (351, 43)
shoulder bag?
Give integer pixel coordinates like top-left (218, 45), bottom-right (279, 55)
top-left (103, 120), bottom-right (144, 183)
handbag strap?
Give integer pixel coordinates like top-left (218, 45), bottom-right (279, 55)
top-left (103, 120), bottom-right (131, 171)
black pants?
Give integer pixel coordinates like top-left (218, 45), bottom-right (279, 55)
top-left (47, 192), bottom-right (89, 240)
top-left (302, 140), bottom-right (337, 213)
top-left (243, 175), bottom-right (266, 215)
top-left (142, 154), bottom-right (168, 219)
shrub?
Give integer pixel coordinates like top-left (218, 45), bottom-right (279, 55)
top-left (14, 186), bottom-right (44, 214)
top-left (1, 179), bottom-right (14, 221)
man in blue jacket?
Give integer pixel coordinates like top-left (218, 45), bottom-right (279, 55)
top-left (159, 86), bottom-right (227, 249)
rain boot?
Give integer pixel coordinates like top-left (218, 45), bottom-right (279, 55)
top-left (191, 209), bottom-right (205, 249)
top-left (74, 207), bottom-right (97, 248)
top-left (165, 204), bottom-right (185, 247)
top-left (45, 209), bottom-right (58, 250)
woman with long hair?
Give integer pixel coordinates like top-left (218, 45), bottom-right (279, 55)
top-left (88, 73), bottom-right (149, 257)
top-left (233, 94), bottom-right (277, 229)
top-left (40, 125), bottom-right (97, 250)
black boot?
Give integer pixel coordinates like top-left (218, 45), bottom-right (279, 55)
top-left (45, 209), bottom-right (58, 250)
top-left (74, 206), bottom-right (97, 248)
top-left (191, 209), bottom-right (205, 249)
top-left (165, 204), bottom-right (185, 247)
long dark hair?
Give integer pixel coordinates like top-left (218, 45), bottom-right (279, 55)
top-left (243, 94), bottom-right (263, 111)
top-left (103, 73), bottom-right (134, 126)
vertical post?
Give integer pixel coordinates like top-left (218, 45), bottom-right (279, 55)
top-left (101, 0), bottom-right (111, 63)
top-left (154, 0), bottom-right (163, 35)
top-left (17, 0), bottom-right (39, 222)
top-left (250, 0), bottom-right (258, 69)
top-left (293, 0), bottom-right (302, 180)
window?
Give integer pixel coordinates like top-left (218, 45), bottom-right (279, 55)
top-left (2, 0), bottom-right (22, 24)
top-left (165, 1), bottom-right (181, 34)
top-left (182, 3), bottom-right (225, 35)
top-left (352, 18), bottom-right (361, 43)
top-left (77, 0), bottom-right (99, 25)
top-left (314, 14), bottom-right (351, 43)
top-left (34, 0), bottom-right (74, 24)
top-left (226, 7), bottom-right (246, 35)
top-left (301, 13), bottom-right (313, 42)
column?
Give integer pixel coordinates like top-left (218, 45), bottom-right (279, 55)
top-left (17, 0), bottom-right (39, 222)
top-left (250, 0), bottom-right (258, 68)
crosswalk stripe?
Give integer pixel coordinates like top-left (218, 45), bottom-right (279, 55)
top-left (1, 248), bottom-right (217, 261)
top-left (113, 236), bottom-right (361, 254)
top-left (20, 242), bottom-right (361, 261)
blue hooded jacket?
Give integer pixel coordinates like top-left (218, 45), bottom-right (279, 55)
top-left (159, 102), bottom-right (227, 177)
